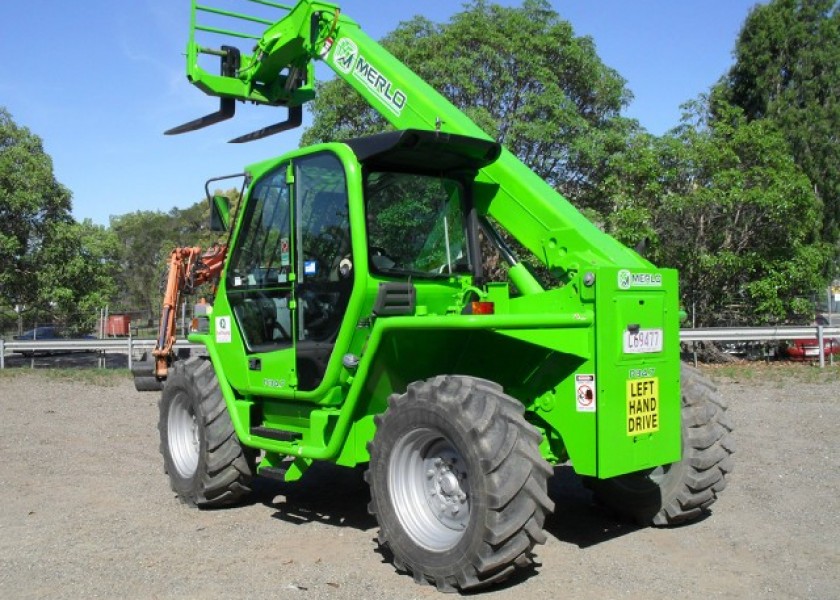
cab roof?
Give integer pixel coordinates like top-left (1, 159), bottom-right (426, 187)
top-left (343, 129), bottom-right (501, 175)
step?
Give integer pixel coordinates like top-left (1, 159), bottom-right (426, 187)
top-left (250, 426), bottom-right (302, 442)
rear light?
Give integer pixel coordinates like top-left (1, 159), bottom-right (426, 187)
top-left (470, 301), bottom-right (495, 315)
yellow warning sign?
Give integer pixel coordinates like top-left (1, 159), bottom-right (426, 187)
top-left (626, 377), bottom-right (659, 436)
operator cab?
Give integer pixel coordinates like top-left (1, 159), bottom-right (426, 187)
top-left (221, 129), bottom-right (501, 395)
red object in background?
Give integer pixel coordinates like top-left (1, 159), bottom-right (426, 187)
top-left (106, 314), bottom-right (131, 337)
top-left (783, 337), bottom-right (840, 360)
top-left (783, 315), bottom-right (839, 360)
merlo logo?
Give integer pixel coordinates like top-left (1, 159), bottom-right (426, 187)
top-left (333, 38), bottom-right (357, 74)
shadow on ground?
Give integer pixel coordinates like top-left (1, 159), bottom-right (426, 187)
top-left (254, 462), bottom-right (376, 531)
top-left (545, 465), bottom-right (642, 548)
top-left (249, 461), bottom-right (638, 550)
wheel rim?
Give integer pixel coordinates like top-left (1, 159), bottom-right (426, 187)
top-left (168, 392), bottom-right (200, 478)
top-left (389, 428), bottom-right (470, 552)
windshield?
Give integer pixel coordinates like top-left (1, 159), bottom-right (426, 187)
top-left (365, 171), bottom-right (471, 278)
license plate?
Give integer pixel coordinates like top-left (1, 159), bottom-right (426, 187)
top-left (805, 348), bottom-right (819, 356)
top-left (623, 329), bottom-right (663, 354)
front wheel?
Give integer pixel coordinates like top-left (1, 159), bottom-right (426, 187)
top-left (366, 376), bottom-right (554, 592)
top-left (158, 356), bottom-right (254, 507)
top-left (586, 365), bottom-right (734, 525)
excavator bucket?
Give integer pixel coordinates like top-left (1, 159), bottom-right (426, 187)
top-left (131, 358), bottom-right (163, 392)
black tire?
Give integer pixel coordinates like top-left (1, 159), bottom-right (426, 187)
top-left (587, 364), bottom-right (734, 525)
top-left (366, 376), bottom-right (554, 592)
top-left (158, 356), bottom-right (254, 507)
top-left (134, 375), bottom-right (163, 392)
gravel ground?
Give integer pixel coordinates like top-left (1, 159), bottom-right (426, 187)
top-left (0, 364), bottom-right (837, 599)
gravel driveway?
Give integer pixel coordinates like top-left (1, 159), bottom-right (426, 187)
top-left (0, 365), bottom-right (837, 599)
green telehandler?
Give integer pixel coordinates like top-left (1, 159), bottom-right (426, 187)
top-left (135, 0), bottom-right (734, 591)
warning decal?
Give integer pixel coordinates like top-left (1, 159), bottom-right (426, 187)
top-left (575, 374), bottom-right (596, 413)
top-left (626, 377), bottom-right (659, 435)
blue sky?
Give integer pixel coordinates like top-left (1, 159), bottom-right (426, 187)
top-left (0, 0), bottom-right (762, 226)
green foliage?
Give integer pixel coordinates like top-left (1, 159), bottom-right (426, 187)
top-left (716, 0), bottom-right (840, 243)
top-left (0, 107), bottom-right (73, 306)
top-left (1, 108), bottom-right (119, 332)
top-left (604, 100), bottom-right (830, 325)
top-left (302, 0), bottom-right (637, 290)
top-left (109, 210), bottom-right (178, 321)
top-left (36, 220), bottom-right (120, 334)
top-left (302, 0), bottom-right (633, 204)
top-left (109, 189), bottom-right (239, 321)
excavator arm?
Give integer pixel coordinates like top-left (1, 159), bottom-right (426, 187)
top-left (166, 0), bottom-right (650, 277)
top-left (152, 243), bottom-right (227, 378)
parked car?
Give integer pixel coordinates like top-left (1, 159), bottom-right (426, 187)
top-left (13, 326), bottom-right (62, 341)
top-left (12, 327), bottom-right (94, 356)
top-left (781, 316), bottom-right (840, 360)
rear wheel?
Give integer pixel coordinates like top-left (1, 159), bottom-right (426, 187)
top-left (366, 376), bottom-right (554, 592)
top-left (587, 365), bottom-right (734, 525)
top-left (158, 356), bottom-right (254, 507)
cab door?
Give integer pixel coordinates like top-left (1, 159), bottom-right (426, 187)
top-left (293, 152), bottom-right (354, 392)
top-left (224, 162), bottom-right (298, 395)
top-left (223, 152), bottom-right (353, 398)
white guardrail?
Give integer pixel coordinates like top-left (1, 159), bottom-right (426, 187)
top-left (681, 325), bottom-right (840, 368)
top-left (1, 326), bottom-right (838, 369)
top-left (0, 338), bottom-right (205, 370)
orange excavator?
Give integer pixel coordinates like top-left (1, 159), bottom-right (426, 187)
top-left (151, 243), bottom-right (227, 379)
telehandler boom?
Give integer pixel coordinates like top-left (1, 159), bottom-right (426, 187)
top-left (139, 0), bottom-right (734, 591)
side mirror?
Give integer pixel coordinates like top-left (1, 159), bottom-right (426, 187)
top-left (210, 195), bottom-right (231, 232)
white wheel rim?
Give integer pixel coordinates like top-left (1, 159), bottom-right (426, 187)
top-left (168, 392), bottom-right (200, 478)
top-left (388, 428), bottom-right (470, 552)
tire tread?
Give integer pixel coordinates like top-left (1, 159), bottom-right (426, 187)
top-left (367, 375), bottom-right (553, 592)
top-left (159, 357), bottom-right (253, 508)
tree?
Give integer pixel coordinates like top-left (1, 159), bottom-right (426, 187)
top-left (302, 0), bottom-right (634, 208)
top-left (110, 210), bottom-right (181, 322)
top-left (716, 0), bottom-right (840, 243)
top-left (603, 100), bottom-right (831, 325)
top-left (0, 107), bottom-right (119, 332)
top-left (299, 1), bottom-right (832, 324)
top-left (36, 220), bottom-right (120, 334)
top-left (0, 107), bottom-right (72, 308)
top-left (109, 190), bottom-right (239, 321)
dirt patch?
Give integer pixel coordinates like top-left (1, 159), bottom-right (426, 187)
top-left (0, 365), bottom-right (837, 599)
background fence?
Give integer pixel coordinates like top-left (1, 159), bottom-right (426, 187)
top-left (2, 325), bottom-right (839, 369)
top-left (0, 336), bottom-right (204, 370)
top-left (0, 304), bottom-right (192, 343)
